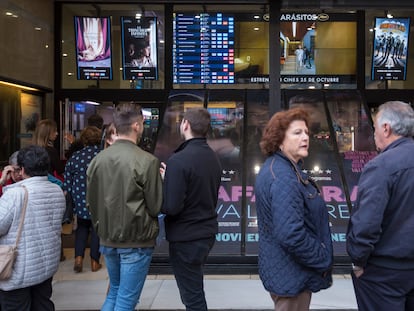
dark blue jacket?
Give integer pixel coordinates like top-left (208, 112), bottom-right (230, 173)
top-left (161, 138), bottom-right (222, 242)
top-left (347, 137), bottom-right (414, 269)
top-left (255, 152), bottom-right (333, 296)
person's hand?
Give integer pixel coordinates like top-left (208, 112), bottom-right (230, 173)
top-left (160, 162), bottom-right (166, 181)
top-left (64, 132), bottom-right (75, 144)
top-left (352, 265), bottom-right (364, 278)
top-left (1, 165), bottom-right (14, 185)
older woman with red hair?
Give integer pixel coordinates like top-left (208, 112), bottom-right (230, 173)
top-left (255, 107), bottom-right (333, 311)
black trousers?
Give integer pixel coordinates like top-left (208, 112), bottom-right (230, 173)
top-left (352, 264), bottom-right (414, 311)
top-left (0, 277), bottom-right (54, 311)
top-left (75, 217), bottom-right (100, 261)
top-left (169, 237), bottom-right (215, 311)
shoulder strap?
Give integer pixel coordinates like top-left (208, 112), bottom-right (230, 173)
top-left (14, 185), bottom-right (28, 248)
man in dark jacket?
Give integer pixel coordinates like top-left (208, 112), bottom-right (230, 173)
top-left (347, 101), bottom-right (414, 311)
top-left (161, 108), bottom-right (222, 311)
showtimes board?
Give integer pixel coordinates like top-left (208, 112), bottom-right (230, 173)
top-left (173, 13), bottom-right (235, 84)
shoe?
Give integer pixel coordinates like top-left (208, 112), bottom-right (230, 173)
top-left (74, 256), bottom-right (83, 273)
top-left (91, 259), bottom-right (102, 272)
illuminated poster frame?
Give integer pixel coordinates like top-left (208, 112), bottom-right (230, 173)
top-left (279, 12), bottom-right (357, 85)
top-left (121, 16), bottom-right (158, 80)
top-left (371, 17), bottom-right (410, 81)
top-left (74, 16), bottom-right (113, 80)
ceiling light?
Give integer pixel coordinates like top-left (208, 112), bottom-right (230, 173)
top-left (253, 27), bottom-right (260, 31)
top-left (0, 81), bottom-right (39, 91)
top-left (35, 27), bottom-right (42, 31)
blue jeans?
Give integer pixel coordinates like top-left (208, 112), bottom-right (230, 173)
top-left (101, 247), bottom-right (153, 311)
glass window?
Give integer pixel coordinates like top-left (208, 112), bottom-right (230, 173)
top-left (286, 90), bottom-right (376, 256)
top-left (60, 4), bottom-right (165, 89)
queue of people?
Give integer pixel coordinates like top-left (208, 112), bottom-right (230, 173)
top-left (0, 100), bottom-right (413, 311)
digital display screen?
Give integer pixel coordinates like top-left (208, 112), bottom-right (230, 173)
top-left (371, 17), bottom-right (410, 81)
top-left (173, 13), bottom-right (235, 84)
top-left (74, 103), bottom-right (86, 113)
top-left (74, 16), bottom-right (113, 80)
top-left (121, 16), bottom-right (158, 80)
top-left (279, 13), bottom-right (357, 85)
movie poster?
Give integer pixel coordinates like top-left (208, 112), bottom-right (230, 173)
top-left (19, 93), bottom-right (42, 148)
top-left (121, 16), bottom-right (158, 80)
top-left (74, 16), bottom-right (113, 80)
top-left (371, 17), bottom-right (410, 81)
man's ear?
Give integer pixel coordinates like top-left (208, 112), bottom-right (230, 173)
top-left (182, 119), bottom-right (190, 131)
top-left (383, 123), bottom-right (392, 138)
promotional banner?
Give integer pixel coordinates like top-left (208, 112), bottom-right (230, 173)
top-left (371, 17), bottom-right (410, 80)
top-left (75, 16), bottom-right (113, 80)
top-left (121, 16), bottom-right (158, 80)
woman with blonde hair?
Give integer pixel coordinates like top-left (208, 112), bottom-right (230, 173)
top-left (32, 119), bottom-right (64, 178)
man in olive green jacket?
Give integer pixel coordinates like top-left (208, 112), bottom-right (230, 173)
top-left (87, 103), bottom-right (162, 311)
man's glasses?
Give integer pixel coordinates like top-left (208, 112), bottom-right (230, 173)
top-left (12, 166), bottom-right (21, 174)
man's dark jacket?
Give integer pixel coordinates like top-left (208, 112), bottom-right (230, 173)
top-left (161, 138), bottom-right (222, 242)
top-left (347, 137), bottom-right (414, 269)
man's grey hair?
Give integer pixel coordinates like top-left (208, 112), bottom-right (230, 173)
top-left (8, 151), bottom-right (19, 166)
top-left (377, 101), bottom-right (414, 137)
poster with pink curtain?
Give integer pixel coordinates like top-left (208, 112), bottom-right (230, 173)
top-left (75, 16), bottom-right (113, 80)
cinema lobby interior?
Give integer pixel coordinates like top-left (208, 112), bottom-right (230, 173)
top-left (1, 0), bottom-right (414, 280)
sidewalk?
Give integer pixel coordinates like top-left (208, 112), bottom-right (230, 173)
top-left (51, 249), bottom-right (357, 311)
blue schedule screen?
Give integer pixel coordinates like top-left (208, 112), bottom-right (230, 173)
top-left (173, 13), bottom-right (235, 84)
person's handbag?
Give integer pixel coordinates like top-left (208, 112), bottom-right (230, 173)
top-left (0, 185), bottom-right (28, 280)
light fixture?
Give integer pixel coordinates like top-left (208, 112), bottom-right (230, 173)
top-left (62, 53), bottom-right (68, 57)
top-left (292, 21), bottom-right (297, 38)
top-left (386, 10), bottom-right (393, 19)
top-left (0, 81), bottom-right (39, 91)
top-left (253, 15), bottom-right (260, 19)
top-left (35, 27), bottom-right (42, 31)
top-left (253, 27), bottom-right (260, 31)
top-left (5, 12), bottom-right (13, 16)
top-left (83, 101), bottom-right (101, 106)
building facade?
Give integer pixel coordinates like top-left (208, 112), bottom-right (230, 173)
top-left (1, 0), bottom-right (414, 272)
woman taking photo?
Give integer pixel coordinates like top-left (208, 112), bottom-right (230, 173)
top-left (255, 107), bottom-right (333, 311)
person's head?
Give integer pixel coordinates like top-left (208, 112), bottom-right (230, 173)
top-left (87, 114), bottom-right (104, 129)
top-left (103, 123), bottom-right (118, 148)
top-left (17, 145), bottom-right (50, 178)
top-left (32, 119), bottom-right (58, 147)
top-left (374, 101), bottom-right (414, 152)
top-left (113, 103), bottom-right (143, 142)
top-left (80, 126), bottom-right (101, 147)
top-left (8, 151), bottom-right (23, 182)
top-left (180, 108), bottom-right (211, 139)
top-left (260, 107), bottom-right (310, 163)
